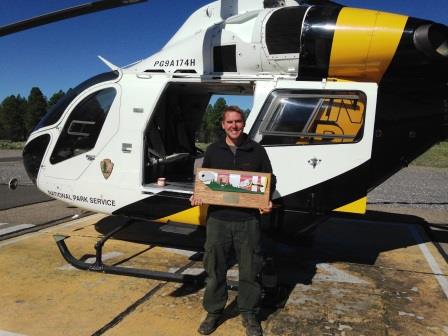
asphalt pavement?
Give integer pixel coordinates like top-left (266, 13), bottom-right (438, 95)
top-left (1, 185), bottom-right (52, 211)
top-left (368, 165), bottom-right (448, 211)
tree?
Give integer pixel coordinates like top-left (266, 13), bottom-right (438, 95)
top-left (208, 98), bottom-right (227, 142)
top-left (0, 103), bottom-right (4, 139)
top-left (244, 108), bottom-right (250, 120)
top-left (197, 104), bottom-right (213, 143)
top-left (24, 87), bottom-right (47, 135)
top-left (48, 90), bottom-right (65, 108)
top-left (0, 95), bottom-right (27, 141)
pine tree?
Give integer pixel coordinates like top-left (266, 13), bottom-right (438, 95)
top-left (0, 102), bottom-right (4, 139)
top-left (244, 108), bottom-right (250, 120)
top-left (25, 87), bottom-right (47, 135)
top-left (48, 90), bottom-right (65, 108)
top-left (198, 104), bottom-right (213, 143)
top-left (209, 97), bottom-right (227, 142)
top-left (0, 95), bottom-right (27, 141)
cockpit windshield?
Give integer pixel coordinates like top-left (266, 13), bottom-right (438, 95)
top-left (32, 71), bottom-right (119, 132)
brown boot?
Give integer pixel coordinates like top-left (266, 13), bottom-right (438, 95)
top-left (242, 314), bottom-right (263, 336)
top-left (198, 313), bottom-right (221, 335)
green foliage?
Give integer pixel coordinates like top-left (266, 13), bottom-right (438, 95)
top-left (208, 98), bottom-right (227, 142)
top-left (0, 94), bottom-right (27, 141)
top-left (48, 90), bottom-right (65, 108)
top-left (244, 108), bottom-right (250, 120)
top-left (411, 141), bottom-right (448, 168)
top-left (195, 142), bottom-right (209, 152)
top-left (0, 88), bottom-right (65, 141)
top-left (197, 98), bottom-right (228, 143)
top-left (0, 140), bottom-right (25, 149)
top-left (25, 87), bottom-right (47, 133)
top-left (207, 181), bottom-right (263, 194)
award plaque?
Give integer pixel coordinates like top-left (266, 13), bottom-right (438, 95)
top-left (194, 167), bottom-right (271, 209)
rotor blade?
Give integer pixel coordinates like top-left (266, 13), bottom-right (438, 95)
top-left (0, 0), bottom-right (147, 37)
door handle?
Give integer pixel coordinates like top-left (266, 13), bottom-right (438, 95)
top-left (86, 154), bottom-right (96, 161)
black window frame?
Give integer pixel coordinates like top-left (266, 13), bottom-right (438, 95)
top-left (49, 87), bottom-right (117, 164)
top-left (33, 71), bottom-right (119, 132)
top-left (250, 89), bottom-right (367, 146)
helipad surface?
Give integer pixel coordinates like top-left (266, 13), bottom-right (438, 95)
top-left (0, 213), bottom-right (447, 336)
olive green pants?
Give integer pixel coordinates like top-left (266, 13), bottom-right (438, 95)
top-left (203, 216), bottom-right (263, 316)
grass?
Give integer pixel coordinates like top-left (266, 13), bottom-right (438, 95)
top-left (0, 140), bottom-right (25, 150)
top-left (411, 141), bottom-right (448, 168)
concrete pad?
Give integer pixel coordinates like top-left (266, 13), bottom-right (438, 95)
top-left (0, 214), bottom-right (447, 336)
top-left (103, 283), bottom-right (243, 336)
top-left (0, 215), bottom-right (195, 336)
top-left (262, 217), bottom-right (448, 336)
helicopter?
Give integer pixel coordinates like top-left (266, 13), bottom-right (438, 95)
top-left (5, 0), bottom-right (448, 280)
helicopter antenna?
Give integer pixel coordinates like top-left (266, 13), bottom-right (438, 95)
top-left (98, 56), bottom-right (120, 71)
top-left (0, 0), bottom-right (147, 37)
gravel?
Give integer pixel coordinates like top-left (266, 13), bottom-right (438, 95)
top-left (367, 166), bottom-right (448, 210)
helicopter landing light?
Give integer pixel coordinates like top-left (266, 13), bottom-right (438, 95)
top-left (8, 178), bottom-right (19, 191)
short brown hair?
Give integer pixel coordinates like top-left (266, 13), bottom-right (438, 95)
top-left (221, 105), bottom-right (245, 122)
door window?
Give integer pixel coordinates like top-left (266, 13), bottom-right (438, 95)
top-left (253, 90), bottom-right (366, 145)
top-left (50, 88), bottom-right (116, 164)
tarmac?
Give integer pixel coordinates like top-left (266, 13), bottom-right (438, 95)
top-left (1, 149), bottom-right (447, 335)
top-left (0, 212), bottom-right (447, 336)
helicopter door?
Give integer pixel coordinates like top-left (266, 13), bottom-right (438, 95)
top-left (42, 85), bottom-right (120, 180)
top-left (250, 80), bottom-right (377, 214)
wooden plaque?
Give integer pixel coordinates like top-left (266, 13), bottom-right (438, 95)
top-left (194, 167), bottom-right (271, 209)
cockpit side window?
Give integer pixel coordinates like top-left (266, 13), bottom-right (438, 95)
top-left (252, 90), bottom-right (366, 145)
top-left (33, 71), bottom-right (119, 132)
top-left (50, 88), bottom-right (116, 164)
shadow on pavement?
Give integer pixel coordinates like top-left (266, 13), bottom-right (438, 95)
top-left (93, 210), bottom-right (446, 322)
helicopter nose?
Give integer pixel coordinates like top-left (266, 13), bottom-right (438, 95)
top-left (22, 134), bottom-right (50, 185)
top-left (414, 23), bottom-right (448, 59)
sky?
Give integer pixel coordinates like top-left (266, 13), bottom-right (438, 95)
top-left (1, 0), bottom-right (447, 107)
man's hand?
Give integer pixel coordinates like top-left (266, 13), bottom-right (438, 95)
top-left (190, 195), bottom-right (203, 206)
top-left (259, 200), bottom-right (273, 215)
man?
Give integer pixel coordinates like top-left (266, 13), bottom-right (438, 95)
top-left (190, 106), bottom-right (276, 336)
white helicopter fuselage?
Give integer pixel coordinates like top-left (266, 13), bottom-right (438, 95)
top-left (22, 0), bottom-right (448, 227)
top-left (29, 69), bottom-right (377, 224)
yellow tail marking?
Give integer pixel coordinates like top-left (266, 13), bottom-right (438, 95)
top-left (156, 206), bottom-right (208, 226)
top-left (334, 196), bottom-right (367, 214)
top-left (329, 8), bottom-right (408, 82)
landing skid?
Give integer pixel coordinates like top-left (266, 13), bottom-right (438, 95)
top-left (53, 219), bottom-right (209, 285)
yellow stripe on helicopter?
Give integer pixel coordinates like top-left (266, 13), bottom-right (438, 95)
top-left (156, 205), bottom-right (208, 226)
top-left (334, 196), bottom-right (367, 214)
top-left (329, 8), bottom-right (408, 82)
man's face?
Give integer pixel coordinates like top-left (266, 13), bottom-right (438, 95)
top-left (221, 111), bottom-right (245, 143)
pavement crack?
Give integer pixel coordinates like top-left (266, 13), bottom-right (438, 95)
top-left (90, 259), bottom-right (198, 335)
top-left (91, 282), bottom-right (166, 336)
